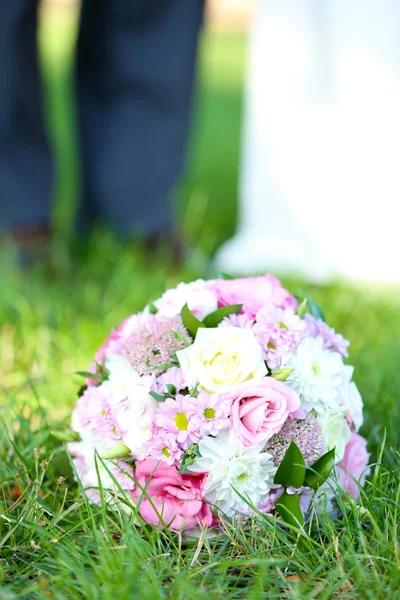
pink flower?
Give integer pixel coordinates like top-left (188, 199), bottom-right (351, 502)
top-left (336, 432), bottom-right (370, 499)
top-left (191, 391), bottom-right (232, 437)
top-left (147, 431), bottom-right (184, 467)
top-left (155, 395), bottom-right (199, 448)
top-left (132, 459), bottom-right (213, 531)
top-left (155, 367), bottom-right (188, 394)
top-left (210, 275), bottom-right (297, 318)
top-left (228, 378), bottom-right (301, 446)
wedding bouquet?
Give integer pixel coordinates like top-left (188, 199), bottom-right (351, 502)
top-left (67, 274), bottom-right (369, 533)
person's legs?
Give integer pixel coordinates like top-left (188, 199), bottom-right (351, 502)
top-left (0, 0), bottom-right (53, 233)
top-left (76, 0), bottom-right (204, 236)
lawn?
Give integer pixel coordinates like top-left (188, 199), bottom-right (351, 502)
top-left (0, 5), bottom-right (399, 598)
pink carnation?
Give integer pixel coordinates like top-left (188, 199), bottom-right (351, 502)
top-left (336, 432), bottom-right (370, 499)
top-left (227, 378), bottom-right (301, 447)
top-left (210, 275), bottom-right (297, 318)
top-left (305, 314), bottom-right (350, 357)
top-left (132, 459), bottom-right (213, 531)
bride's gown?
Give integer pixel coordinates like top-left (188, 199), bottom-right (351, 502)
top-left (215, 0), bottom-right (400, 283)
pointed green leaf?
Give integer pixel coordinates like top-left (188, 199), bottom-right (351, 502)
top-left (148, 302), bottom-right (158, 314)
top-left (149, 391), bottom-right (166, 402)
top-left (275, 491), bottom-right (304, 527)
top-left (296, 297), bottom-right (308, 318)
top-left (271, 368), bottom-right (294, 382)
top-left (181, 303), bottom-right (205, 338)
top-left (51, 429), bottom-right (80, 443)
top-left (202, 304), bottom-right (243, 328)
top-left (274, 441), bottom-right (306, 488)
top-left (304, 293), bottom-right (326, 322)
top-left (165, 384), bottom-right (176, 396)
top-left (217, 272), bottom-right (234, 280)
top-left (75, 371), bottom-right (107, 384)
top-left (304, 447), bottom-right (336, 490)
top-left (101, 442), bottom-right (131, 460)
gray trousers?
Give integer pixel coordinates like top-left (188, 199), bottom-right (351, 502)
top-left (0, 0), bottom-right (204, 235)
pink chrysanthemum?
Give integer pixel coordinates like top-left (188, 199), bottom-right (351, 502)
top-left (219, 313), bottom-right (255, 329)
top-left (305, 314), bottom-right (350, 357)
top-left (155, 366), bottom-right (188, 394)
top-left (71, 383), bottom-right (120, 444)
top-left (264, 414), bottom-right (325, 466)
top-left (253, 306), bottom-right (306, 369)
top-left (154, 394), bottom-right (199, 448)
top-left (191, 391), bottom-right (232, 437)
top-left (120, 315), bottom-right (191, 376)
top-left (147, 430), bottom-right (184, 467)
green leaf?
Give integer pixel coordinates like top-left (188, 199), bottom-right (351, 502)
top-left (178, 444), bottom-right (200, 474)
top-left (101, 442), bottom-right (131, 460)
top-left (303, 293), bottom-right (326, 322)
top-left (304, 447), bottom-right (336, 490)
top-left (202, 304), bottom-right (243, 328)
top-left (275, 492), bottom-right (304, 527)
top-left (75, 371), bottom-right (107, 384)
top-left (148, 302), bottom-right (158, 314)
top-left (180, 303), bottom-right (205, 338)
top-left (149, 391), bottom-right (166, 402)
top-left (165, 384), bottom-right (176, 397)
top-left (217, 272), bottom-right (234, 280)
top-left (51, 429), bottom-right (80, 443)
top-left (296, 297), bottom-right (308, 318)
top-left (271, 368), bottom-right (294, 382)
top-left (274, 441), bottom-right (306, 488)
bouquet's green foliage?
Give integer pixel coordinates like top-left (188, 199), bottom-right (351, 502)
top-left (304, 448), bottom-right (337, 490)
top-left (275, 491), bottom-right (304, 527)
top-left (101, 442), bottom-right (131, 460)
top-left (178, 444), bottom-right (201, 474)
top-left (181, 303), bottom-right (205, 338)
top-left (202, 304), bottom-right (242, 327)
top-left (274, 441), bottom-right (306, 489)
top-left (271, 368), bottom-right (294, 382)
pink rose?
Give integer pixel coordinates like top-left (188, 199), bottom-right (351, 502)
top-left (228, 378), bottom-right (302, 446)
top-left (337, 432), bottom-right (370, 499)
top-left (132, 459), bottom-right (213, 531)
top-left (209, 274), bottom-right (297, 318)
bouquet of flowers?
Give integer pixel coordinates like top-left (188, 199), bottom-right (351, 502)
top-left (67, 274), bottom-right (369, 533)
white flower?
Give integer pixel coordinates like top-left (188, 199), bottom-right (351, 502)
top-left (188, 428), bottom-right (278, 517)
top-left (177, 326), bottom-right (267, 394)
top-left (339, 365), bottom-right (364, 431)
top-left (153, 279), bottom-right (218, 320)
top-left (317, 407), bottom-right (352, 462)
top-left (286, 337), bottom-right (343, 414)
top-left (106, 354), bottom-right (157, 459)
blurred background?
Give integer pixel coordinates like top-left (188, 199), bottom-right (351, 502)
top-left (0, 0), bottom-right (399, 464)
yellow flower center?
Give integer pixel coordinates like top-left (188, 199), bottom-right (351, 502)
top-left (175, 412), bottom-right (189, 431)
top-left (204, 408), bottom-right (216, 420)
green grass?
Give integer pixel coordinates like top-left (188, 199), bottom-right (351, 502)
top-left (0, 6), bottom-right (400, 598)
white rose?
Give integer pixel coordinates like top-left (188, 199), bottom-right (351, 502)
top-left (317, 408), bottom-right (352, 462)
top-left (339, 365), bottom-right (364, 431)
top-left (177, 326), bottom-right (267, 394)
top-left (153, 279), bottom-right (218, 320)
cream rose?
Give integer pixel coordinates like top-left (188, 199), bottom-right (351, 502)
top-left (317, 407), bottom-right (352, 462)
top-left (176, 326), bottom-right (267, 394)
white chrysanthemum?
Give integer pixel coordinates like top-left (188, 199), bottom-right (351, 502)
top-left (339, 365), bottom-right (364, 431)
top-left (153, 279), bottom-right (218, 320)
top-left (105, 354), bottom-right (157, 459)
top-left (188, 428), bottom-right (278, 517)
top-left (286, 337), bottom-right (343, 414)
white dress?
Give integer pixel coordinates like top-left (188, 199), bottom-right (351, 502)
top-left (215, 0), bottom-right (400, 283)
